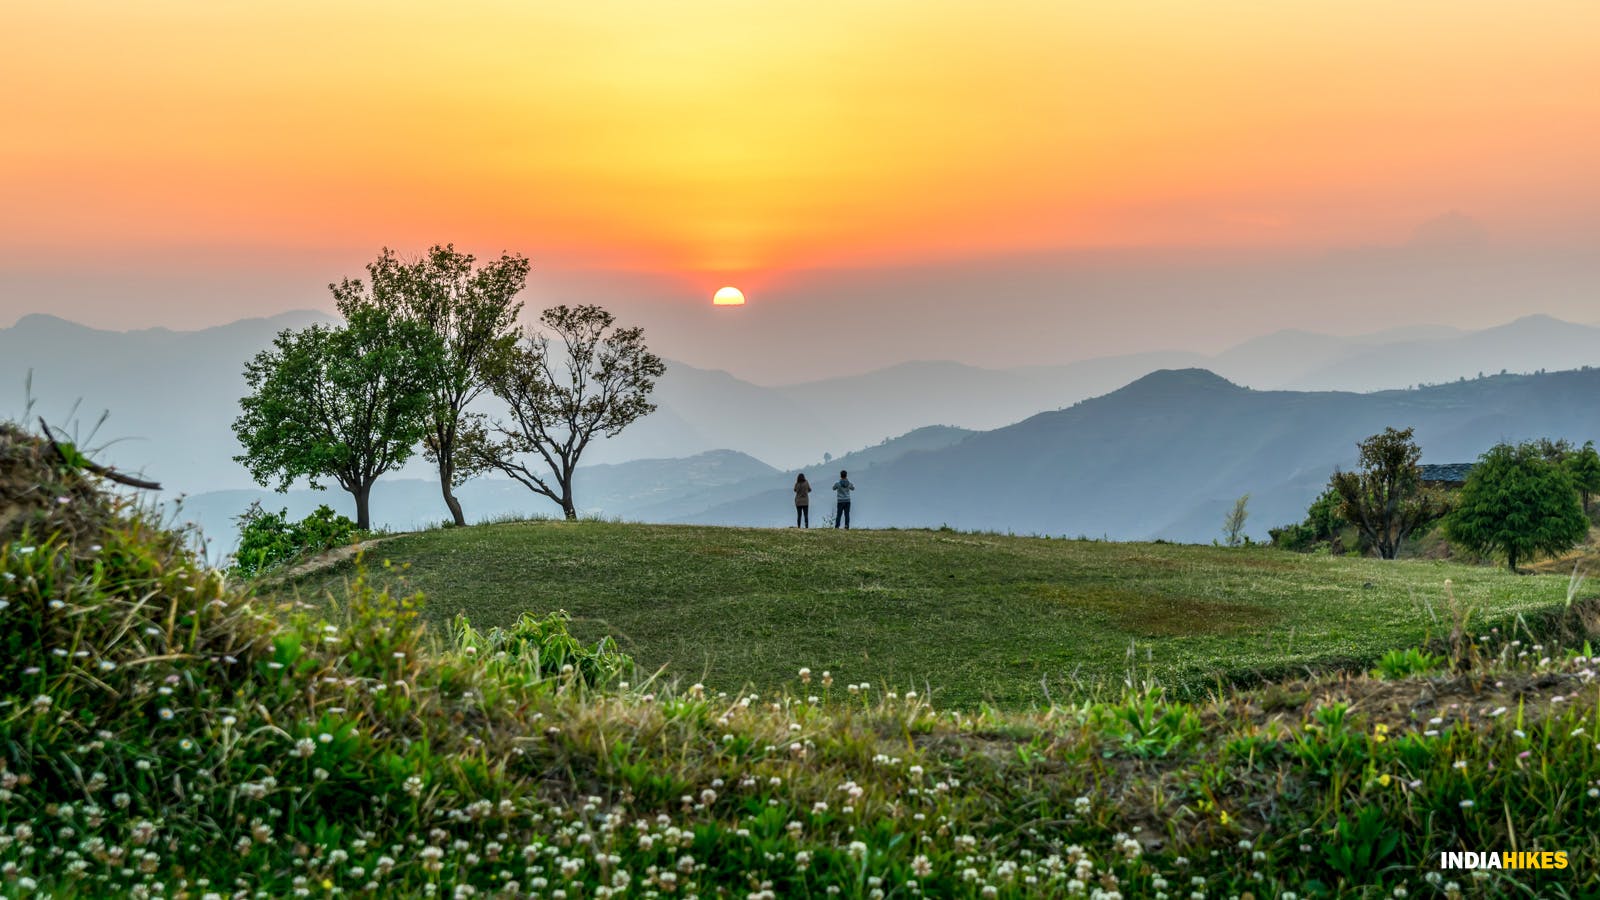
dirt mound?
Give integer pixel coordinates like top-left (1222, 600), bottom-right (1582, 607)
top-left (0, 420), bottom-right (122, 551)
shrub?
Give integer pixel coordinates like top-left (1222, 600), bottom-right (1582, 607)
top-left (1271, 486), bottom-right (1348, 552)
top-left (232, 501), bottom-right (361, 575)
top-left (1370, 646), bottom-right (1447, 679)
top-left (455, 609), bottom-right (633, 687)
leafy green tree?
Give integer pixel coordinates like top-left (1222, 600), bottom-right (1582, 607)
top-left (1534, 437), bottom-right (1575, 465)
top-left (1304, 485), bottom-right (1348, 540)
top-left (331, 245), bottom-right (529, 526)
top-left (232, 308), bottom-right (437, 529)
top-left (1329, 427), bottom-right (1449, 559)
top-left (1445, 442), bottom-right (1589, 572)
top-left (1564, 440), bottom-right (1600, 514)
top-left (464, 304), bottom-right (665, 519)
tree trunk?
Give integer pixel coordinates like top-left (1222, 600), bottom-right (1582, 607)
top-left (438, 456), bottom-right (466, 527)
top-left (561, 473), bottom-right (577, 520)
top-left (352, 482), bottom-right (373, 531)
top-left (1507, 546), bottom-right (1518, 574)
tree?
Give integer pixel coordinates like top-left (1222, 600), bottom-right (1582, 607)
top-left (465, 304), bottom-right (665, 519)
top-left (232, 308), bottom-right (437, 529)
top-left (1564, 441), bottom-right (1600, 514)
top-left (1221, 493), bottom-right (1250, 547)
top-left (1444, 442), bottom-right (1589, 572)
top-left (1533, 437), bottom-right (1575, 465)
top-left (1329, 427), bottom-right (1449, 559)
top-left (331, 245), bottom-right (529, 526)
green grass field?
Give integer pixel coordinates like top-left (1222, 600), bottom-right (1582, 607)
top-left (285, 520), bottom-right (1579, 706)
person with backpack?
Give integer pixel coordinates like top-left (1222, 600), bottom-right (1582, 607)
top-left (793, 473), bottom-right (812, 527)
top-left (832, 470), bottom-right (855, 529)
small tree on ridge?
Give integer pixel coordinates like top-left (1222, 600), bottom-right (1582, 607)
top-left (463, 304), bottom-right (665, 520)
top-left (331, 245), bottom-right (529, 527)
top-left (1444, 442), bottom-right (1589, 572)
top-left (1222, 493), bottom-right (1250, 547)
top-left (232, 308), bottom-right (437, 529)
top-left (1564, 440), bottom-right (1600, 515)
top-left (1329, 427), bottom-right (1448, 560)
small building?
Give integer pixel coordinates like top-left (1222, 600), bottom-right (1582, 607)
top-left (1419, 463), bottom-right (1475, 488)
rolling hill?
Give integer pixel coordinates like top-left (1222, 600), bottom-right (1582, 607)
top-left (285, 519), bottom-right (1575, 707)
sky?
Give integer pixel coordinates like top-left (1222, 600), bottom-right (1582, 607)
top-left (3, 1), bottom-right (1599, 382)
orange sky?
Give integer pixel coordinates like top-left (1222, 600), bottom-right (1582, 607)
top-left (4, 1), bottom-right (1599, 290)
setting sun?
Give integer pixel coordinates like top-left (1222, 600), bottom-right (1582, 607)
top-left (712, 286), bottom-right (746, 306)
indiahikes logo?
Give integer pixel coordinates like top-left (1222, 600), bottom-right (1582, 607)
top-left (1439, 850), bottom-right (1568, 870)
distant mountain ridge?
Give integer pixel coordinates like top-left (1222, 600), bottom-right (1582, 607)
top-left (677, 367), bottom-right (1600, 542)
top-left (178, 366), bottom-right (1600, 551)
top-left (4, 310), bottom-right (1597, 515)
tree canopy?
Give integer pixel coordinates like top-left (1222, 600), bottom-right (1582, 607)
top-left (1444, 442), bottom-right (1589, 572)
top-left (1329, 427), bottom-right (1448, 560)
top-left (330, 245), bottom-right (529, 526)
top-left (465, 304), bottom-right (664, 519)
top-left (232, 307), bottom-right (437, 529)
top-left (1564, 440), bottom-right (1600, 514)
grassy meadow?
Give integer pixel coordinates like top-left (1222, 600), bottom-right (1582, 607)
top-left (10, 420), bottom-right (1600, 898)
top-left (285, 520), bottom-right (1579, 706)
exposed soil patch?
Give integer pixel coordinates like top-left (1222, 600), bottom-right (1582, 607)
top-left (1217, 669), bottom-right (1600, 735)
top-left (1030, 583), bottom-right (1279, 636)
top-left (265, 536), bottom-right (400, 583)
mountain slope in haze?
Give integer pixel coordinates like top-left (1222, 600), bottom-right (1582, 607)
top-left (1284, 315), bottom-right (1600, 391)
top-left (771, 361), bottom-right (1079, 443)
top-left (1, 311), bottom-right (336, 494)
top-left (630, 424), bottom-right (977, 524)
top-left (578, 362), bottom-right (822, 466)
top-left (7, 311), bottom-right (1598, 498)
top-left (685, 367), bottom-right (1600, 542)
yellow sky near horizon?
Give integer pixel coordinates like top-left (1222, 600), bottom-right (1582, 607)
top-left (4, 1), bottom-right (1598, 284)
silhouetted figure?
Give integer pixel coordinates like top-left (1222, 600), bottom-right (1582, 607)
top-left (833, 470), bottom-right (855, 529)
top-left (794, 473), bottom-right (811, 527)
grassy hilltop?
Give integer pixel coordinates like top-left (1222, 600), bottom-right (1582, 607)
top-left (288, 520), bottom-right (1574, 706)
top-left (8, 420), bottom-right (1600, 897)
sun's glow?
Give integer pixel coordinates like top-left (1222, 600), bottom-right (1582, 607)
top-left (713, 286), bottom-right (746, 306)
top-left (5, 3), bottom-right (1600, 275)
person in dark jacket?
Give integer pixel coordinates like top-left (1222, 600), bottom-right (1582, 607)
top-left (793, 473), bottom-right (812, 527)
top-left (832, 470), bottom-right (855, 529)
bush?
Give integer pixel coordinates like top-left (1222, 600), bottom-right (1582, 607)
top-left (456, 609), bottom-right (634, 687)
top-left (1370, 647), bottom-right (1447, 679)
top-left (1271, 486), bottom-right (1348, 552)
top-left (232, 501), bottom-right (361, 575)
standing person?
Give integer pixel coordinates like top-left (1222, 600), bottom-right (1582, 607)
top-left (832, 470), bottom-right (855, 529)
top-left (793, 473), bottom-right (812, 527)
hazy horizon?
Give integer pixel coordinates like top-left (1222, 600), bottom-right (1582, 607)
top-left (7, 3), bottom-right (1599, 382)
top-left (5, 220), bottom-right (1597, 385)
